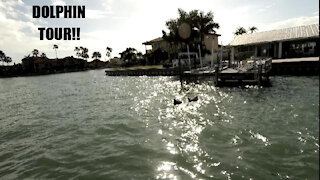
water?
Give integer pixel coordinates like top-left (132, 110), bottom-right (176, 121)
top-left (0, 69), bottom-right (318, 179)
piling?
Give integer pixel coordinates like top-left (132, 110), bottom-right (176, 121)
top-left (214, 65), bottom-right (219, 86)
top-left (258, 63), bottom-right (262, 86)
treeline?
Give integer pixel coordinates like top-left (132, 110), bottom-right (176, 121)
top-left (0, 51), bottom-right (12, 66)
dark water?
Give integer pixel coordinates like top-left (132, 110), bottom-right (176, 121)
top-left (0, 70), bottom-right (318, 179)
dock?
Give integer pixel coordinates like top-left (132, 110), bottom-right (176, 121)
top-left (105, 57), bottom-right (318, 86)
top-left (105, 65), bottom-right (187, 76)
top-left (271, 57), bottom-right (319, 76)
top-left (182, 58), bottom-right (272, 86)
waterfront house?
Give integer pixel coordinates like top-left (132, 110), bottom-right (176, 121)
top-left (229, 24), bottom-right (319, 61)
top-left (142, 33), bottom-right (221, 65)
top-left (143, 33), bottom-right (220, 53)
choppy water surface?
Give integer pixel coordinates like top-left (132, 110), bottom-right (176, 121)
top-left (0, 70), bottom-right (318, 179)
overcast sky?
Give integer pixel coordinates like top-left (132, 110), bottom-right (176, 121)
top-left (0, 0), bottom-right (318, 63)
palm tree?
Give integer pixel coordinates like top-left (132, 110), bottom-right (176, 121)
top-left (53, 44), bottom-right (58, 59)
top-left (0, 50), bottom-right (6, 66)
top-left (234, 27), bottom-right (247, 36)
top-left (92, 52), bottom-right (102, 60)
top-left (119, 47), bottom-right (137, 61)
top-left (0, 50), bottom-right (5, 65)
top-left (249, 26), bottom-right (258, 33)
top-left (80, 47), bottom-right (89, 60)
top-left (106, 47), bottom-right (112, 59)
top-left (119, 47), bottom-right (144, 65)
top-left (74, 47), bottom-right (81, 58)
top-left (32, 49), bottom-right (39, 57)
top-left (162, 9), bottom-right (220, 56)
top-left (4, 56), bottom-right (12, 65)
top-left (191, 10), bottom-right (219, 40)
top-left (40, 53), bottom-right (47, 58)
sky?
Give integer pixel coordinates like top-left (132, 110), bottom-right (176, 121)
top-left (0, 0), bottom-right (318, 63)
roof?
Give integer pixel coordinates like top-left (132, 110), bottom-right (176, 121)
top-left (272, 57), bottom-right (319, 63)
top-left (142, 37), bottom-right (163, 45)
top-left (207, 33), bottom-right (221, 36)
top-left (229, 24), bottom-right (319, 46)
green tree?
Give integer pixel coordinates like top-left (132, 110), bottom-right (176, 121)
top-left (74, 47), bottom-right (81, 58)
top-left (234, 27), bottom-right (247, 36)
top-left (4, 56), bottom-right (12, 65)
top-left (32, 49), bottom-right (39, 57)
top-left (120, 47), bottom-right (136, 61)
top-left (53, 44), bottom-right (58, 59)
top-left (249, 26), bottom-right (258, 33)
top-left (0, 50), bottom-right (5, 65)
top-left (92, 51), bottom-right (102, 60)
top-left (0, 51), bottom-right (12, 66)
top-left (119, 47), bottom-right (144, 66)
top-left (106, 47), bottom-right (112, 59)
top-left (136, 52), bottom-right (144, 62)
top-left (162, 9), bottom-right (220, 55)
top-left (40, 53), bottom-right (47, 58)
top-left (80, 47), bottom-right (89, 60)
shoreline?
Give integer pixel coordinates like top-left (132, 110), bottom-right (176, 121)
top-left (1, 57), bottom-right (318, 78)
top-left (0, 67), bottom-right (106, 79)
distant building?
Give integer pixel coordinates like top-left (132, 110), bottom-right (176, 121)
top-left (142, 34), bottom-right (221, 65)
top-left (229, 24), bottom-right (319, 61)
top-left (142, 33), bottom-right (221, 53)
top-left (22, 56), bottom-right (88, 73)
top-left (142, 37), bottom-right (168, 53)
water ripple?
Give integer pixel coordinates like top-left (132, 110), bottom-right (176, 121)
top-left (0, 71), bottom-right (318, 179)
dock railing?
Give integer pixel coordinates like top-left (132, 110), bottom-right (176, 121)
top-left (238, 57), bottom-right (272, 73)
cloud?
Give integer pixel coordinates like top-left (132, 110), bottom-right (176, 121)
top-left (215, 5), bottom-right (253, 44)
top-left (0, 0), bottom-right (25, 19)
top-left (0, 0), bottom-right (319, 63)
top-left (86, 9), bottom-right (112, 19)
top-left (101, 0), bottom-right (113, 13)
top-left (258, 3), bottom-right (276, 12)
top-left (0, 0), bottom-right (40, 61)
top-left (0, 0), bottom-right (24, 7)
top-left (51, 0), bottom-right (66, 6)
top-left (0, 0), bottom-right (112, 62)
top-left (259, 15), bottom-right (319, 31)
top-left (0, 12), bottom-right (47, 60)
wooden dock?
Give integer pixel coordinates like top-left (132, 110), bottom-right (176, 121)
top-left (105, 57), bottom-right (318, 86)
top-left (182, 58), bottom-right (272, 86)
top-left (105, 66), bottom-right (187, 76)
